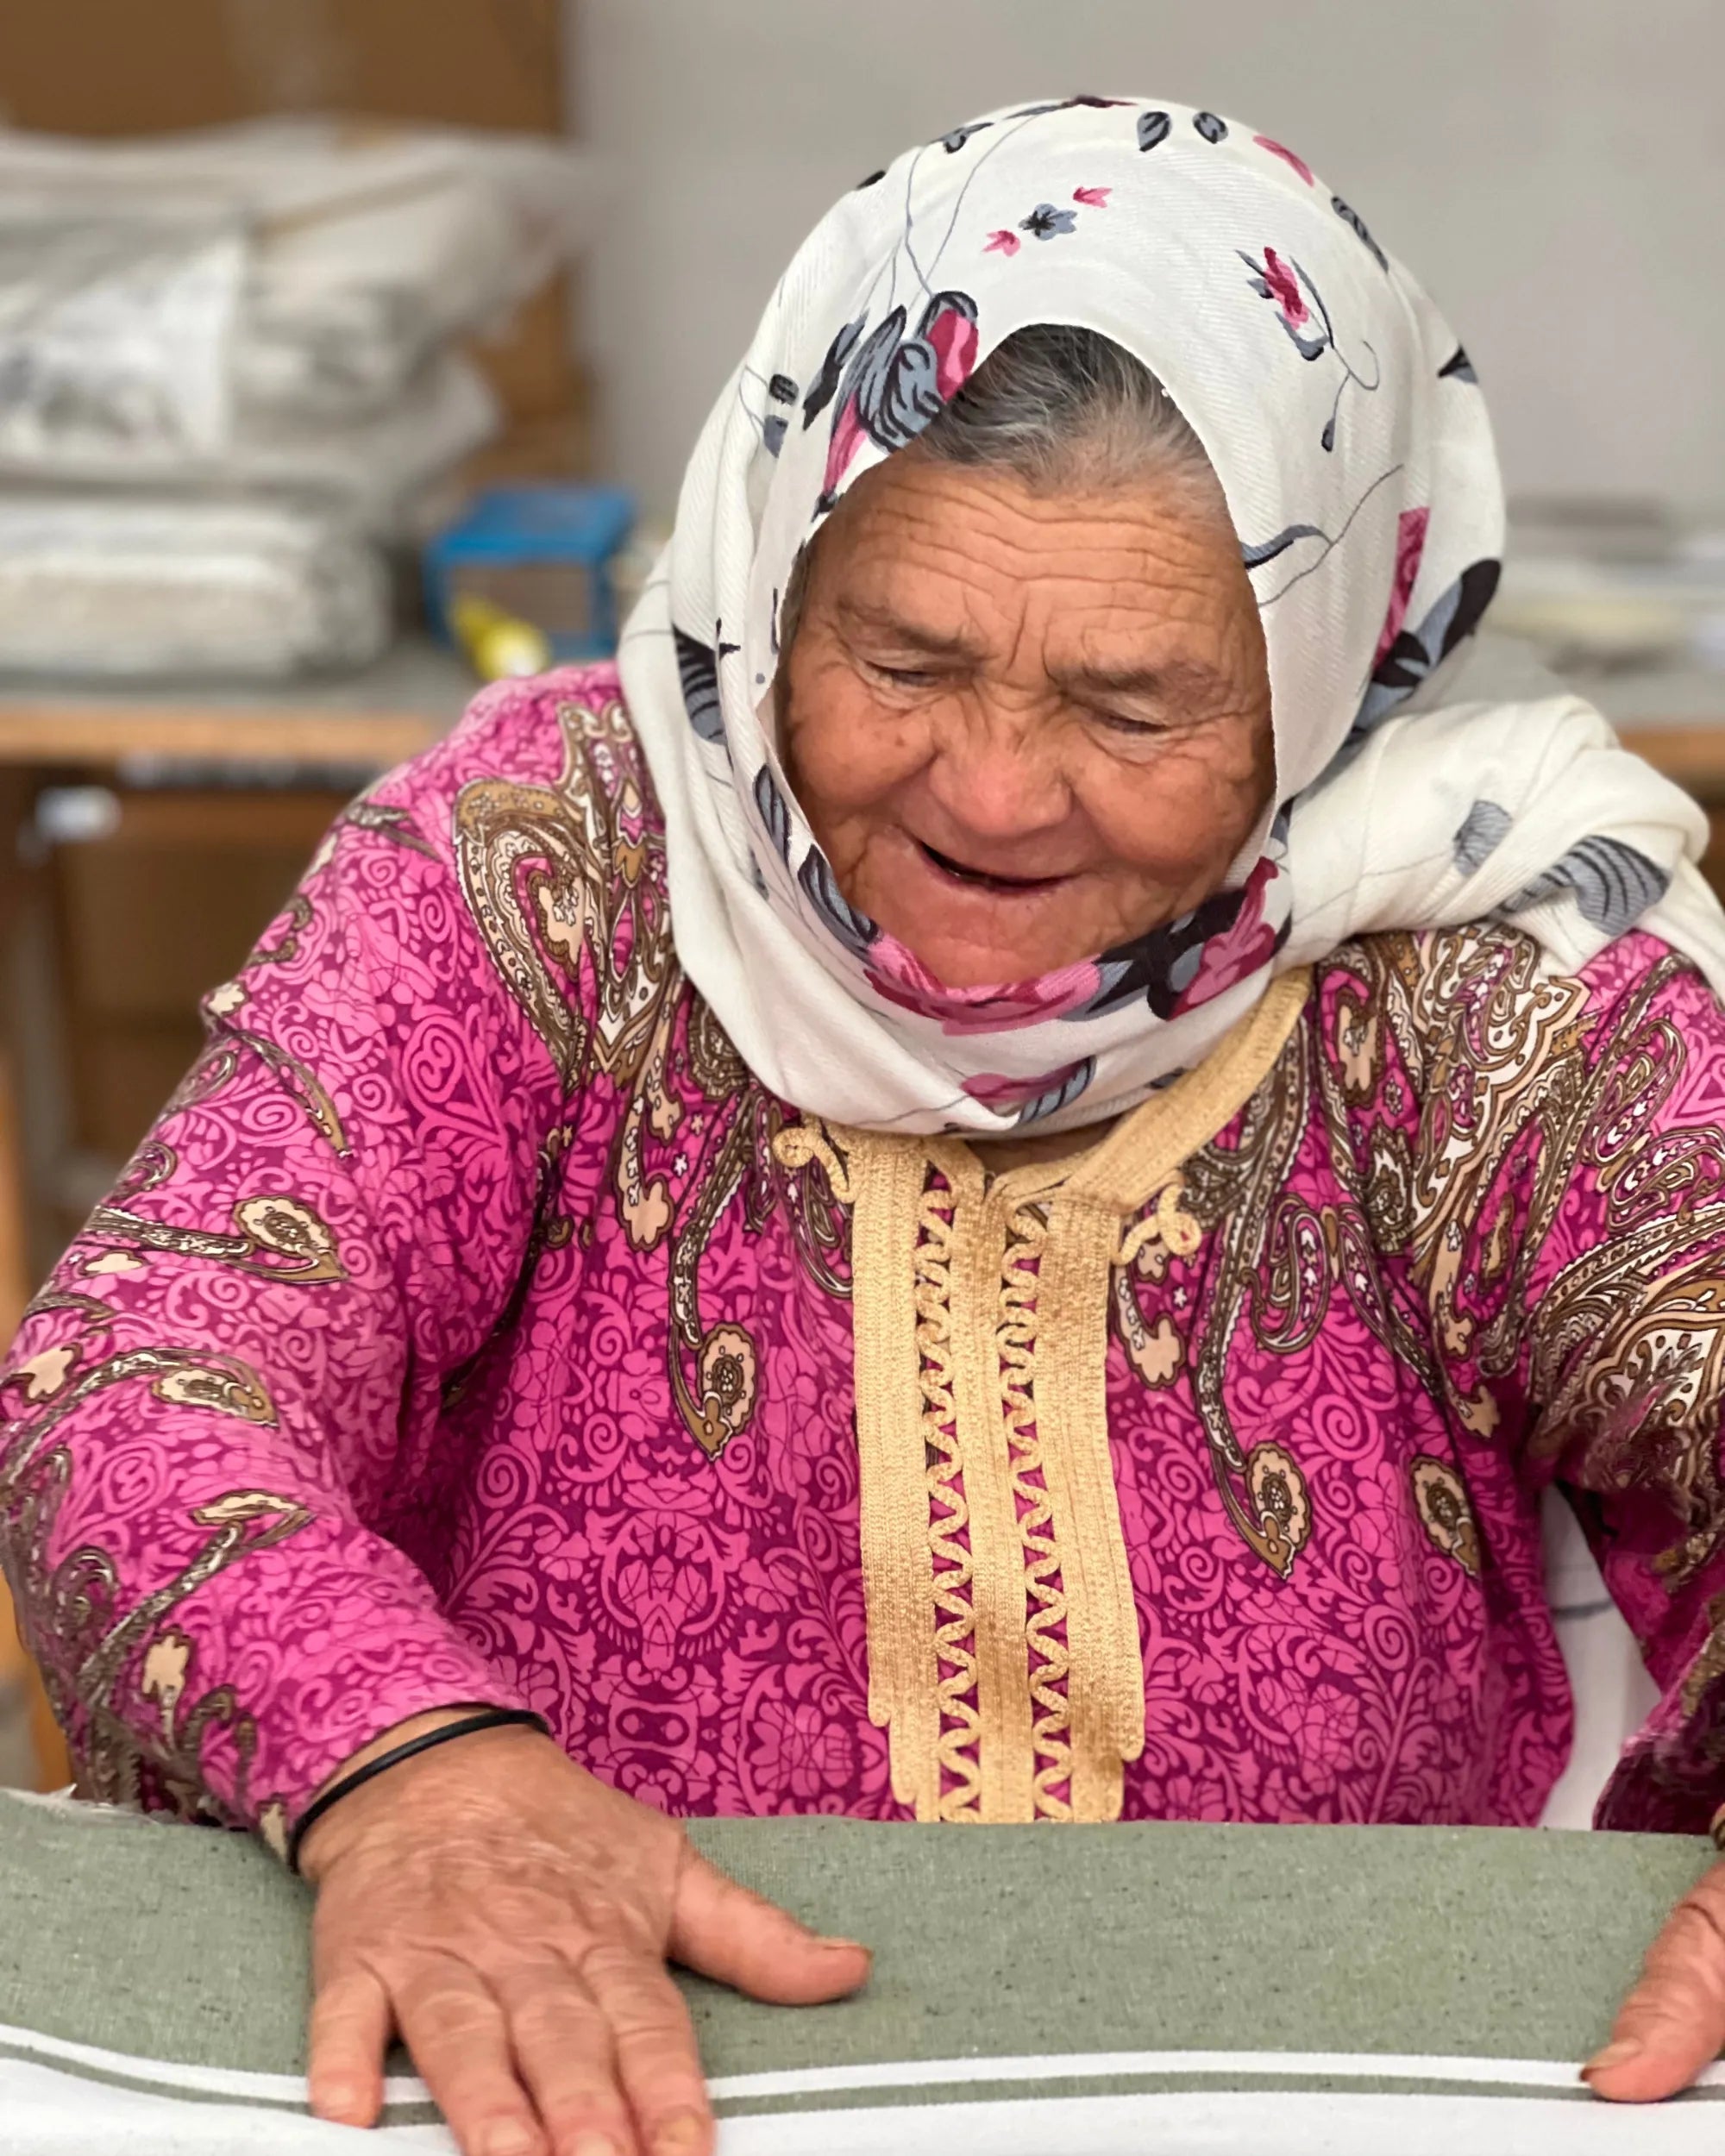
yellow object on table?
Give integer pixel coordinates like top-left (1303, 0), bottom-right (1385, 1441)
top-left (450, 594), bottom-right (554, 682)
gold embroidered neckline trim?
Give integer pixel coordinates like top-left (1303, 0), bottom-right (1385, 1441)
top-left (778, 969), bottom-right (1313, 1824)
top-left (953, 968), bottom-right (1317, 1214)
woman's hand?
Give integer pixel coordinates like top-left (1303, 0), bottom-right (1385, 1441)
top-left (1584, 1852), bottom-right (1725, 2102)
top-left (297, 1712), bottom-right (871, 2156)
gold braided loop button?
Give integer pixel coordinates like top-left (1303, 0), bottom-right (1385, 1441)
top-left (1114, 1175), bottom-right (1202, 1270)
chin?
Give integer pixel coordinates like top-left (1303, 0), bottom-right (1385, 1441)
top-left (883, 919), bottom-right (1090, 988)
top-left (919, 945), bottom-right (1058, 988)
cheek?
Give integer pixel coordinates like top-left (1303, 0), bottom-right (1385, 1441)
top-left (1079, 741), bottom-right (1265, 878)
top-left (784, 660), bottom-right (925, 816)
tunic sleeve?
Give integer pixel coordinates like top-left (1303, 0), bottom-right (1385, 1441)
top-left (0, 700), bottom-right (578, 1847)
top-left (1487, 936), bottom-right (1725, 1833)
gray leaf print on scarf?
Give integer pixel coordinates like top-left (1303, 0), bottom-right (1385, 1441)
top-left (674, 629), bottom-right (724, 742)
top-left (1353, 558), bottom-right (1502, 736)
top-left (1453, 799), bottom-right (1512, 874)
top-left (752, 765), bottom-right (793, 862)
top-left (798, 849), bottom-right (876, 955)
top-left (1013, 1056), bottom-right (1095, 1126)
top-left (1503, 836), bottom-right (1669, 937)
top-left (762, 371), bottom-right (797, 456)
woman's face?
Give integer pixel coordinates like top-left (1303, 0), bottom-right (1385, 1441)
top-left (780, 450), bottom-right (1274, 987)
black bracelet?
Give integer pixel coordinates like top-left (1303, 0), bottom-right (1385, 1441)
top-left (285, 1707), bottom-right (551, 1874)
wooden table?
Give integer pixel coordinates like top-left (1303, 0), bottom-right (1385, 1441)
top-left (0, 636), bottom-right (471, 779)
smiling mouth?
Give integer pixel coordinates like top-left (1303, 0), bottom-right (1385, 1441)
top-left (917, 840), bottom-right (1067, 893)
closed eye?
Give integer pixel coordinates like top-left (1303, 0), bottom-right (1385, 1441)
top-left (1087, 706), bottom-right (1169, 737)
top-left (864, 660), bottom-right (943, 690)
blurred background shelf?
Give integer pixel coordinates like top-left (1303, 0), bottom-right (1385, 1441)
top-left (0, 634), bottom-right (469, 773)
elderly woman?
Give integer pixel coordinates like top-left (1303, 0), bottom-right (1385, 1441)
top-left (6, 93), bottom-right (1725, 2156)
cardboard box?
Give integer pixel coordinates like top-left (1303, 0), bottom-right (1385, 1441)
top-left (49, 789), bottom-right (349, 1163)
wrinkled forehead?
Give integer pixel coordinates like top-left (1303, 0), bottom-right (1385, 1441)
top-left (795, 449), bottom-right (1264, 690)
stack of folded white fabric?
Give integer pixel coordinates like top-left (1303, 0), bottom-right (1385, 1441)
top-left (0, 119), bottom-right (597, 679)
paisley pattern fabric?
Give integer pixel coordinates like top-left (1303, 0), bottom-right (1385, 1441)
top-left (619, 93), bottom-right (1725, 1138)
top-left (6, 669), bottom-right (1725, 1839)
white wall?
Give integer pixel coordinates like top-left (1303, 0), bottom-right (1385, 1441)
top-left (572, 0), bottom-right (1725, 522)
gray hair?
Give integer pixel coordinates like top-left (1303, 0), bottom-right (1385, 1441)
top-left (780, 325), bottom-right (1227, 652)
top-left (915, 323), bottom-right (1224, 507)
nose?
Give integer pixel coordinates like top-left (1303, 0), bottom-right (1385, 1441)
top-left (923, 693), bottom-right (1071, 848)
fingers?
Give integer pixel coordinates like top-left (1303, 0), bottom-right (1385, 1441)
top-left (668, 1848), bottom-right (871, 2006)
top-left (578, 1948), bottom-right (713, 2156)
top-left (1585, 1883), bottom-right (1725, 2103)
top-left (342, 1950), bottom-right (707, 2156)
top-left (392, 1959), bottom-right (547, 2156)
top-left (308, 1964), bottom-right (392, 2128)
top-left (400, 1952), bottom-right (705, 2156)
top-left (490, 1956), bottom-right (643, 2156)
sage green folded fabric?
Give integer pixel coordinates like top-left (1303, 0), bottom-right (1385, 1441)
top-left (0, 1795), bottom-right (1718, 2151)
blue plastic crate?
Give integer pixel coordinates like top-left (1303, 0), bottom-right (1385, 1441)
top-left (423, 482), bottom-right (637, 661)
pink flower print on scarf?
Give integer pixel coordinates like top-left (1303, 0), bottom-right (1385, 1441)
top-left (987, 186), bottom-right (1108, 260)
top-left (1169, 856), bottom-right (1288, 1018)
top-left (1254, 135), bottom-right (1315, 186)
top-left (1239, 244), bottom-right (1382, 451)
top-left (962, 1059), bottom-right (1093, 1115)
top-left (1244, 245), bottom-right (1309, 331)
top-left (812, 291), bottom-right (979, 511)
top-left (865, 932), bottom-right (1102, 1036)
top-left (1374, 507), bottom-right (1432, 667)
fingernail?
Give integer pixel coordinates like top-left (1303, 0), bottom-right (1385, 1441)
top-left (817, 1935), bottom-right (868, 1952)
top-left (315, 2080), bottom-right (362, 2120)
top-left (1581, 2039), bottom-right (1643, 2080)
top-left (653, 2114), bottom-right (706, 2155)
top-left (481, 2123), bottom-right (537, 2156)
top-left (568, 2135), bottom-right (619, 2156)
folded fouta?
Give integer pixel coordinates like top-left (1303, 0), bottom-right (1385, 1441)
top-left (0, 1790), bottom-right (1719, 2153)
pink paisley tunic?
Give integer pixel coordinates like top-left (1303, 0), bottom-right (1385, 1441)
top-left (6, 666), bottom-right (1725, 1844)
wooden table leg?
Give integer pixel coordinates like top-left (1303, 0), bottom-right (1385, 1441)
top-left (0, 1576), bottom-right (71, 1791)
top-left (0, 1048), bottom-right (30, 1350)
top-left (0, 766), bottom-right (35, 1351)
top-left (0, 1053), bottom-right (69, 1787)
top-left (0, 769), bottom-right (65, 1787)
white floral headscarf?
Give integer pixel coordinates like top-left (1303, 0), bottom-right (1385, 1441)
top-left (620, 96), bottom-right (1725, 1136)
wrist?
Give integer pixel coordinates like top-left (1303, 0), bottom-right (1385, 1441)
top-left (316, 1707), bottom-right (494, 1794)
top-left (292, 1705), bottom-right (549, 1881)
